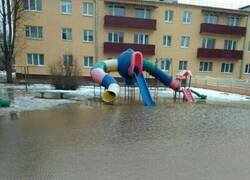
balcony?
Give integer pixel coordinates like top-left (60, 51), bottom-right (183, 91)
top-left (104, 15), bottom-right (157, 30)
top-left (104, 42), bottom-right (155, 55)
top-left (200, 23), bottom-right (246, 36)
top-left (197, 48), bottom-right (243, 60)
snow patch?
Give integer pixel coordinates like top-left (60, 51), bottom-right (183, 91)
top-left (1, 95), bottom-right (76, 116)
top-left (1, 83), bottom-right (250, 117)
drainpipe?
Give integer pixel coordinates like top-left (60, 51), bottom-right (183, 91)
top-left (240, 13), bottom-right (249, 79)
top-left (94, 0), bottom-right (98, 62)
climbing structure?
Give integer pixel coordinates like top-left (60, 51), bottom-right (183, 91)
top-left (175, 70), bottom-right (207, 102)
top-left (90, 49), bottom-right (180, 106)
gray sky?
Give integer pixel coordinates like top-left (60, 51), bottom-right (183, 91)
top-left (179, 0), bottom-right (250, 9)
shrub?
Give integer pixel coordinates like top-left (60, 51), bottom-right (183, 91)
top-left (50, 58), bottom-right (82, 90)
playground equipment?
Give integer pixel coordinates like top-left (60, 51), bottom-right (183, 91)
top-left (90, 49), bottom-right (180, 106)
top-left (0, 98), bottom-right (10, 107)
top-left (175, 70), bottom-right (207, 102)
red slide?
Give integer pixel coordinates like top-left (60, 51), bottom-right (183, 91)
top-left (183, 89), bottom-right (194, 102)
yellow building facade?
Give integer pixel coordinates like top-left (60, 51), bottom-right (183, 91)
top-left (15, 0), bottom-right (250, 80)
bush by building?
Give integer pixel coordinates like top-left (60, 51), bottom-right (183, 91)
top-left (50, 58), bottom-right (82, 90)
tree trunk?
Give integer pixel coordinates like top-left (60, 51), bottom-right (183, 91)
top-left (6, 59), bottom-right (13, 83)
top-left (1, 0), bottom-right (24, 83)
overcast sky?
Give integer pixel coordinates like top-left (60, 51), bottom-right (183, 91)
top-left (179, 0), bottom-right (250, 9)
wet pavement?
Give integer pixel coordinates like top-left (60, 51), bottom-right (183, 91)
top-left (1, 97), bottom-right (250, 179)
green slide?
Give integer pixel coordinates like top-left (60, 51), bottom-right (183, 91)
top-left (191, 90), bottom-right (207, 100)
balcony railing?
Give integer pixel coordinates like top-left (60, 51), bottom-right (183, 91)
top-left (104, 15), bottom-right (157, 30)
top-left (200, 23), bottom-right (246, 36)
top-left (104, 42), bottom-right (155, 55)
top-left (197, 48), bottom-right (243, 60)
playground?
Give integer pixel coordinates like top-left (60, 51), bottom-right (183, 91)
top-left (0, 49), bottom-right (209, 108)
top-left (90, 49), bottom-right (206, 106)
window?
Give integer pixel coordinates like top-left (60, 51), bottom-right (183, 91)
top-left (62, 28), bottom-right (72, 41)
top-left (25, 26), bottom-right (43, 39)
top-left (27, 53), bottom-right (44, 66)
top-left (221, 63), bottom-right (234, 73)
top-left (84, 56), bottom-right (94, 68)
top-left (202, 38), bottom-right (216, 49)
top-left (24, 0), bottom-right (42, 11)
top-left (61, 0), bottom-right (72, 14)
top-left (108, 32), bottom-right (124, 43)
top-left (108, 4), bottom-right (125, 16)
top-left (83, 30), bottom-right (93, 42)
top-left (224, 40), bottom-right (237, 50)
top-left (181, 36), bottom-right (190, 48)
top-left (179, 60), bottom-right (187, 70)
top-left (245, 64), bottom-right (250, 74)
top-left (199, 62), bottom-right (213, 72)
top-left (160, 58), bottom-right (171, 71)
top-left (63, 55), bottom-right (73, 66)
top-left (163, 35), bottom-right (172, 47)
top-left (183, 11), bottom-right (192, 24)
top-left (134, 33), bottom-right (149, 44)
top-left (165, 10), bottom-right (173, 23)
top-left (204, 13), bottom-right (219, 24)
top-left (83, 2), bottom-right (94, 16)
top-left (228, 16), bottom-right (240, 26)
top-left (135, 8), bottom-right (151, 19)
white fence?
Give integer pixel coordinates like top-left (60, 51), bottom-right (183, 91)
top-left (192, 76), bottom-right (250, 95)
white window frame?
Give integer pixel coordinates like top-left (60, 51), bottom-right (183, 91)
top-left (27, 53), bottom-right (44, 66)
top-left (179, 60), bottom-right (188, 70)
top-left (108, 4), bottom-right (125, 16)
top-left (134, 33), bottom-right (149, 45)
top-left (202, 38), bottom-right (216, 49)
top-left (199, 61), bottom-right (213, 72)
top-left (181, 36), bottom-right (190, 48)
top-left (24, 0), bottom-right (42, 11)
top-left (134, 8), bottom-right (151, 19)
top-left (25, 25), bottom-right (43, 39)
top-left (245, 64), bottom-right (250, 74)
top-left (61, 0), bottom-right (72, 15)
top-left (221, 63), bottom-right (234, 73)
top-left (63, 54), bottom-right (73, 66)
top-left (224, 40), bottom-right (237, 50)
top-left (163, 35), bottom-right (172, 47)
top-left (165, 10), bottom-right (173, 23)
top-left (108, 32), bottom-right (124, 43)
top-left (183, 11), bottom-right (192, 24)
top-left (204, 13), bottom-right (219, 24)
top-left (62, 28), bottom-right (72, 41)
top-left (83, 2), bottom-right (94, 16)
top-left (84, 56), bottom-right (94, 68)
top-left (228, 16), bottom-right (240, 26)
top-left (160, 58), bottom-right (171, 72)
top-left (83, 30), bottom-right (94, 42)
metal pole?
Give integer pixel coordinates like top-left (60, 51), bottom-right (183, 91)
top-left (24, 66), bottom-right (28, 92)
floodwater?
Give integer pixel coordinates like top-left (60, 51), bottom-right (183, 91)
top-left (1, 97), bottom-right (250, 179)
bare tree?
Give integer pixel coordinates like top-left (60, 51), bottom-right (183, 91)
top-left (0, 0), bottom-right (24, 83)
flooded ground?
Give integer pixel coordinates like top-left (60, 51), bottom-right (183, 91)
top-left (1, 96), bottom-right (250, 180)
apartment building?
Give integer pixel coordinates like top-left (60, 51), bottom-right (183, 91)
top-left (15, 0), bottom-right (250, 80)
top-left (239, 5), bottom-right (250, 79)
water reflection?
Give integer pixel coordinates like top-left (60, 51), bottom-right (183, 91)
top-left (1, 96), bottom-right (250, 179)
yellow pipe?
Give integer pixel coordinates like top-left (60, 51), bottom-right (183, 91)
top-left (102, 83), bottom-right (120, 103)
